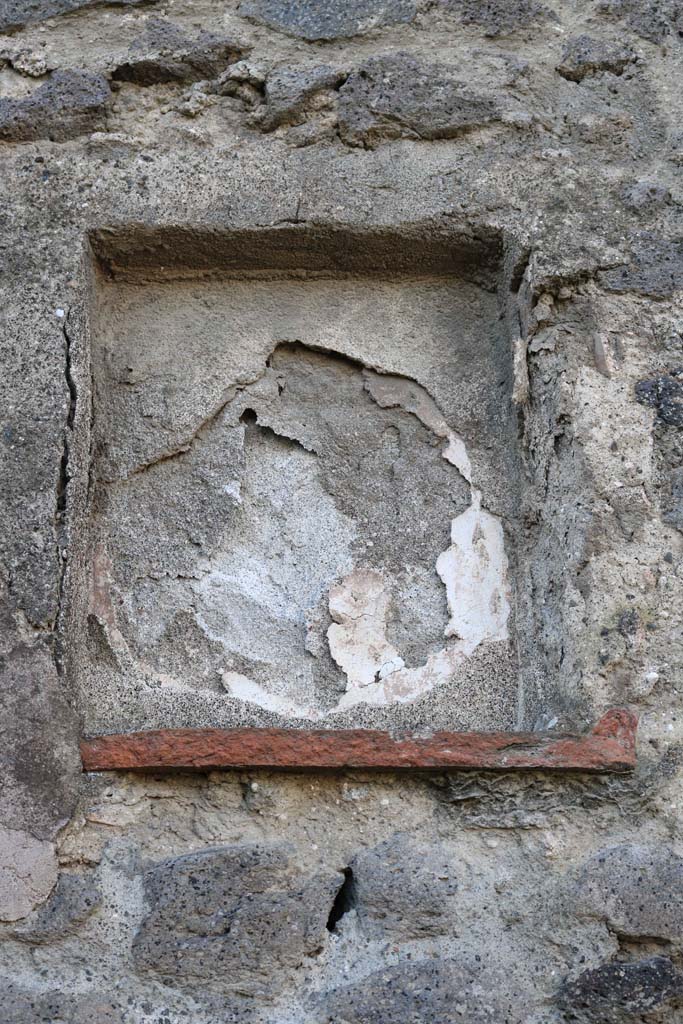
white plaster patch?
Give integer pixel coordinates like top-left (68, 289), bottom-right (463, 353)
top-left (326, 485), bottom-right (510, 712)
top-left (327, 569), bottom-right (405, 688)
top-left (0, 826), bottom-right (57, 922)
top-left (335, 640), bottom-right (477, 710)
top-left (436, 490), bottom-right (510, 645)
top-left (319, 374), bottom-right (511, 710)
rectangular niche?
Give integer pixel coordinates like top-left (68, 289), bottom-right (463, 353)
top-left (73, 226), bottom-right (528, 740)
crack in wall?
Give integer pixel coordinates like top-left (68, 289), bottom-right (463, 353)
top-left (54, 312), bottom-right (77, 672)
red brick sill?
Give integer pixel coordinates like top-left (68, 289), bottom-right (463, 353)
top-left (80, 708), bottom-right (637, 773)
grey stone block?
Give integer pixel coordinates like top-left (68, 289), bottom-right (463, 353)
top-left (13, 872), bottom-right (101, 943)
top-left (600, 236), bottom-right (683, 299)
top-left (111, 18), bottom-right (246, 87)
top-left (557, 957), bottom-right (683, 1023)
top-left (316, 959), bottom-right (508, 1023)
top-left (133, 844), bottom-right (340, 994)
top-left (338, 54), bottom-right (500, 148)
top-left (2, 987), bottom-right (125, 1024)
top-left (598, 0), bottom-right (683, 44)
top-left (256, 65), bottom-right (346, 132)
top-left (574, 844), bottom-right (683, 942)
top-left (238, 0), bottom-right (416, 41)
top-left (440, 0), bottom-right (552, 37)
top-left (620, 180), bottom-right (671, 213)
top-left (0, 70), bottom-right (110, 144)
top-left (348, 833), bottom-right (459, 939)
top-left (557, 36), bottom-right (636, 82)
top-left (0, 0), bottom-right (154, 34)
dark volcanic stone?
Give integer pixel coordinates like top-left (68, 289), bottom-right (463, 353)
top-left (13, 872), bottom-right (101, 943)
top-left (598, 0), bottom-right (683, 44)
top-left (574, 844), bottom-right (683, 941)
top-left (238, 0), bottom-right (416, 41)
top-left (111, 18), bottom-right (246, 86)
top-left (133, 843), bottom-right (340, 993)
top-left (635, 369), bottom-right (683, 426)
top-left (558, 957), bottom-right (683, 1023)
top-left (0, 0), bottom-right (155, 34)
top-left (600, 235), bottom-right (683, 299)
top-left (557, 36), bottom-right (636, 82)
top-left (316, 959), bottom-right (509, 1023)
top-left (338, 53), bottom-right (500, 148)
top-left (440, 0), bottom-right (552, 37)
top-left (0, 70), bottom-right (110, 144)
top-left (664, 467), bottom-right (683, 530)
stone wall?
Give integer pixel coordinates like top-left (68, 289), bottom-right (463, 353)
top-left (1, 0), bottom-right (683, 1021)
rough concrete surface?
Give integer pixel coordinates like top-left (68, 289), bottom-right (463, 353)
top-left (2, 0), bottom-right (683, 1021)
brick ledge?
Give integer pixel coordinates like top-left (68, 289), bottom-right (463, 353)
top-left (80, 709), bottom-right (637, 773)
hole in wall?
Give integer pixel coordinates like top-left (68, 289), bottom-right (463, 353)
top-left (326, 868), bottom-right (355, 932)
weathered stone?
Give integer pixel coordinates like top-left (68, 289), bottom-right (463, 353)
top-left (0, 825), bottom-right (57, 922)
top-left (574, 845), bottom-right (683, 942)
top-left (80, 710), bottom-right (638, 772)
top-left (13, 871), bottom-right (101, 942)
top-left (620, 180), bottom-right (671, 213)
top-left (556, 36), bottom-right (636, 83)
top-left (635, 369), bottom-right (683, 426)
top-left (598, 0), bottom-right (683, 44)
top-left (0, 0), bottom-right (154, 34)
top-left (2, 987), bottom-right (126, 1024)
top-left (348, 833), bottom-right (458, 938)
top-left (255, 65), bottom-right (346, 132)
top-left (0, 70), bottom-right (109, 144)
top-left (0, 641), bottom-right (80, 840)
top-left (238, 0), bottom-right (416, 41)
top-left (599, 236), bottom-right (683, 299)
top-left (338, 54), bottom-right (500, 148)
top-left (215, 59), bottom-right (266, 109)
top-left (315, 959), bottom-right (509, 1023)
top-left (557, 957), bottom-right (683, 1023)
top-left (133, 844), bottom-right (339, 993)
top-left (440, 0), bottom-right (552, 36)
top-left (664, 467), bottom-right (683, 531)
top-left (111, 18), bottom-right (246, 87)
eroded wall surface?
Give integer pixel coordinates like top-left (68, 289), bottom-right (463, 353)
top-left (79, 271), bottom-right (520, 732)
top-left (2, 1), bottom-right (683, 1021)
